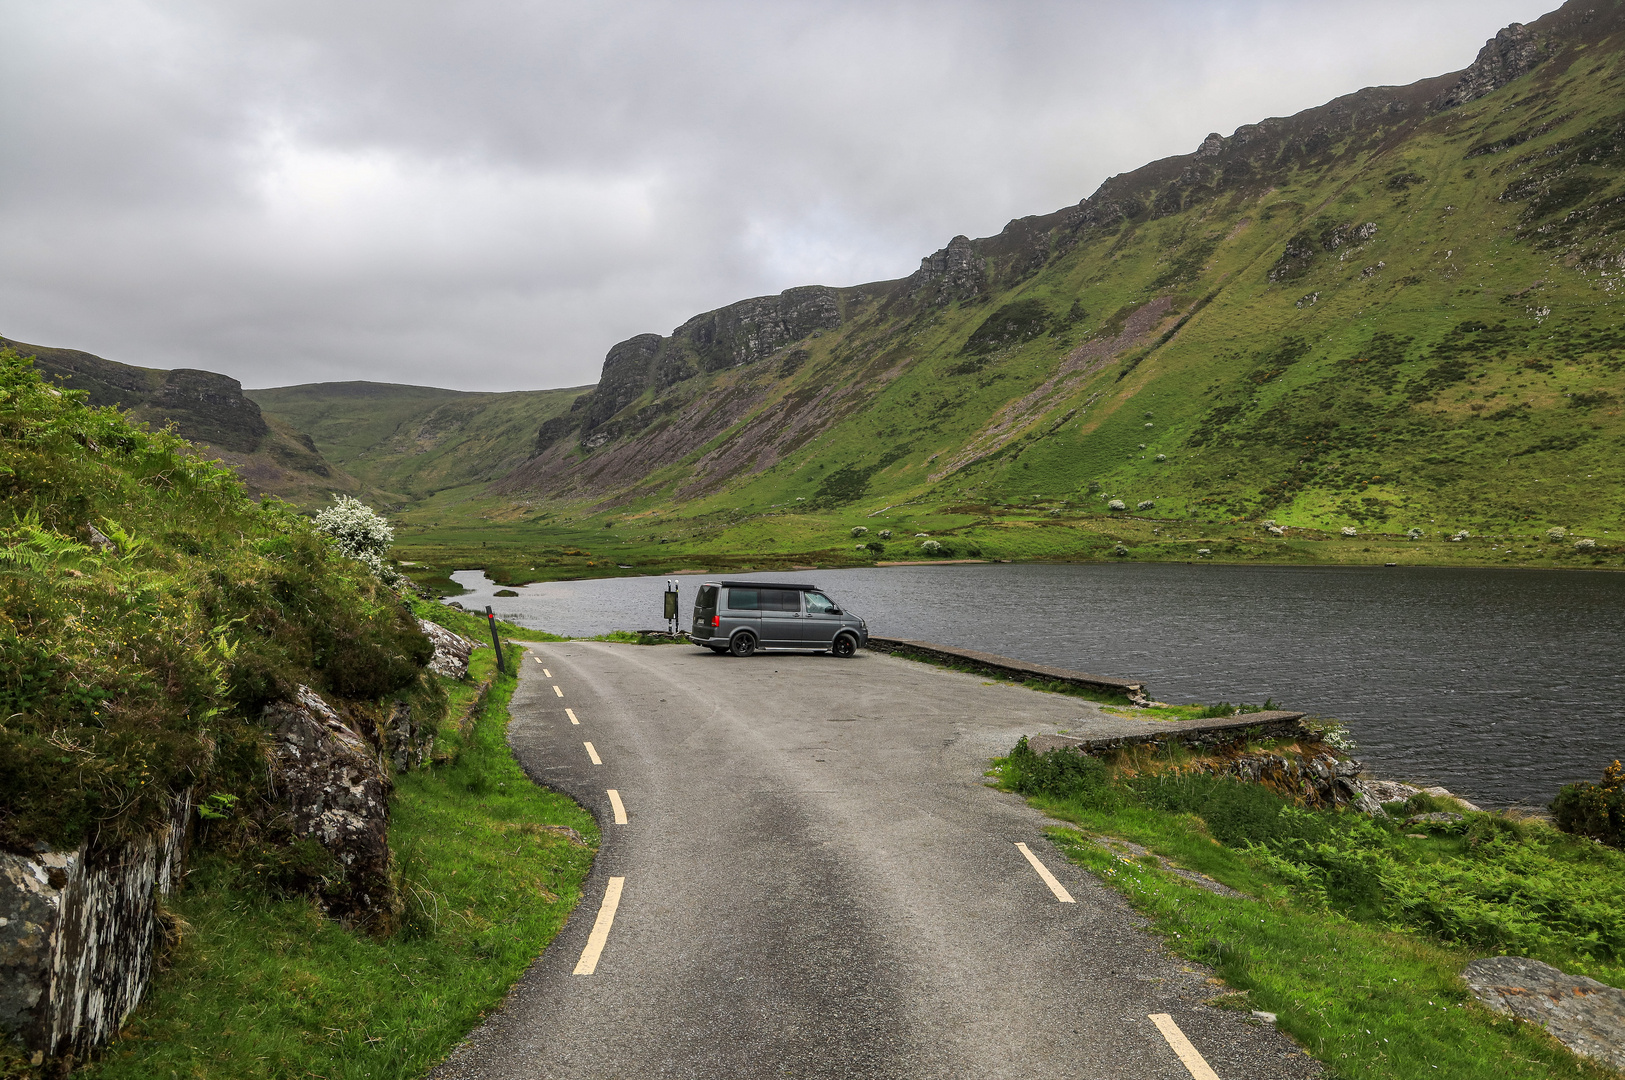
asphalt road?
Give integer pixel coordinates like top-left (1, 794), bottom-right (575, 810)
top-left (431, 643), bottom-right (1320, 1080)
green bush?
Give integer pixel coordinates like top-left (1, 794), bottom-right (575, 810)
top-left (0, 350), bottom-right (439, 853)
top-left (1553, 760), bottom-right (1625, 848)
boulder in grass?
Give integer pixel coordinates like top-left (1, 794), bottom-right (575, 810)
top-left (1465, 956), bottom-right (1625, 1072)
top-left (1548, 526), bottom-right (1568, 541)
top-left (850, 526), bottom-right (868, 537)
top-left (264, 686), bottom-right (397, 932)
top-left (418, 618), bottom-right (479, 679)
top-left (1576, 538), bottom-right (1597, 551)
top-left (1107, 499), bottom-right (1126, 511)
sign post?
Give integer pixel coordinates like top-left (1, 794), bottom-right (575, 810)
top-left (663, 580), bottom-right (679, 634)
top-left (484, 605), bottom-right (506, 673)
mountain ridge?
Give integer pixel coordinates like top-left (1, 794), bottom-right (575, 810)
top-left (479, 0), bottom-right (1625, 552)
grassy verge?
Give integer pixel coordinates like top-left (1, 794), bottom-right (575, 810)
top-left (410, 595), bottom-right (568, 643)
top-left (78, 644), bottom-right (598, 1080)
top-left (997, 742), bottom-right (1625, 1080)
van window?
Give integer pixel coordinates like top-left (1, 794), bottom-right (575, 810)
top-left (697, 585), bottom-right (718, 616)
top-left (760, 588), bottom-right (800, 612)
top-left (727, 588), bottom-right (759, 610)
top-left (804, 592), bottom-right (837, 615)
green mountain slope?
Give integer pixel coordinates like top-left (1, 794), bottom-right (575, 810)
top-left (471, 0), bottom-right (1623, 570)
top-left (248, 381), bottom-right (586, 499)
top-left (2, 336), bottom-right (368, 506)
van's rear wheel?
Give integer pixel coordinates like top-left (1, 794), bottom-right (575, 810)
top-left (729, 632), bottom-right (757, 657)
top-left (831, 634), bottom-right (857, 658)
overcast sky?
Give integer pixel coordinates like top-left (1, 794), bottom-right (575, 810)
top-left (1, 1), bottom-right (1541, 392)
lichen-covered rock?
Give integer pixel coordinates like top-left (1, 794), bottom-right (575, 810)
top-left (0, 793), bottom-right (188, 1061)
top-left (418, 618), bottom-right (478, 680)
top-left (1465, 956), bottom-right (1625, 1071)
top-left (383, 699), bottom-right (432, 774)
top-left (264, 686), bottom-right (397, 930)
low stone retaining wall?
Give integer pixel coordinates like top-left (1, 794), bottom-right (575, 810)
top-left (866, 636), bottom-right (1149, 702)
top-left (1026, 711), bottom-right (1308, 756)
top-left (0, 792), bottom-right (189, 1063)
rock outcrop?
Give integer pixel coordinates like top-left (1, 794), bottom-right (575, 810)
top-left (264, 686), bottom-right (396, 930)
top-left (1432, 23), bottom-right (1548, 111)
top-left (418, 618), bottom-right (478, 680)
top-left (1465, 956), bottom-right (1625, 1071)
top-left (0, 792), bottom-right (189, 1062)
top-left (906, 234), bottom-right (988, 307)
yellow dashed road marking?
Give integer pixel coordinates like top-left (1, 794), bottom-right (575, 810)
top-left (1149, 1013), bottom-right (1221, 1080)
top-left (584, 741), bottom-right (602, 765)
top-left (566, 708), bottom-right (580, 725)
top-left (572, 877), bottom-right (625, 975)
top-left (607, 789), bottom-right (627, 824)
top-left (1016, 842), bottom-right (1075, 903)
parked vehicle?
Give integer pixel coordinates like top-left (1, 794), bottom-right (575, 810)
top-left (691, 580), bottom-right (868, 657)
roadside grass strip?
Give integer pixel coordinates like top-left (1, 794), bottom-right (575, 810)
top-left (996, 748), bottom-right (1625, 1079)
top-left (608, 789), bottom-right (628, 824)
top-left (584, 741), bottom-right (602, 765)
top-left (573, 877), bottom-right (626, 975)
top-left (79, 643), bottom-right (598, 1080)
top-left (1015, 841), bottom-right (1075, 902)
top-left (1148, 1014), bottom-right (1221, 1080)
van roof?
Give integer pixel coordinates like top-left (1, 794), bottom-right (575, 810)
top-left (709, 580), bottom-right (819, 590)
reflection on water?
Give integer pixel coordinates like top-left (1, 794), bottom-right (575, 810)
top-left (447, 563), bottom-right (1625, 807)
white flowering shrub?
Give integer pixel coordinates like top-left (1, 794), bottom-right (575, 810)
top-left (920, 539), bottom-right (942, 554)
top-left (1107, 499), bottom-right (1126, 511)
top-left (851, 526), bottom-right (868, 537)
top-left (314, 496), bottom-right (405, 587)
top-left (1547, 527), bottom-right (1568, 541)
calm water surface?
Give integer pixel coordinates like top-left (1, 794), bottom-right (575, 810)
top-left (447, 563), bottom-right (1625, 807)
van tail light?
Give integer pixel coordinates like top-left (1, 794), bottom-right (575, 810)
top-left (711, 615), bottom-right (720, 627)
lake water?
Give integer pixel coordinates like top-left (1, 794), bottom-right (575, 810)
top-left (447, 563), bottom-right (1625, 808)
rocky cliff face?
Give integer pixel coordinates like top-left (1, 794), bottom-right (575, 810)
top-left (534, 284), bottom-right (851, 458)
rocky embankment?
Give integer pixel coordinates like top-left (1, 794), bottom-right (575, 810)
top-left (0, 620), bottom-right (481, 1066)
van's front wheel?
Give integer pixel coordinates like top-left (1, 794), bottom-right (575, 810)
top-left (729, 632), bottom-right (757, 657)
top-left (831, 634), bottom-right (857, 659)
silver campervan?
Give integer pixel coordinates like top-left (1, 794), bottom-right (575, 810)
top-left (691, 580), bottom-right (868, 657)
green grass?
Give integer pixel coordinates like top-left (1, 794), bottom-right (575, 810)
top-left (76, 644), bottom-right (598, 1080)
top-left (995, 742), bottom-right (1625, 1079)
top-left (247, 382), bottom-right (586, 502)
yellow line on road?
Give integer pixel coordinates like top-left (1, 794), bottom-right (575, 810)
top-left (553, 685), bottom-right (563, 697)
top-left (566, 708), bottom-right (580, 725)
top-left (572, 876), bottom-right (625, 975)
top-left (584, 741), bottom-right (602, 765)
top-left (1148, 1014), bottom-right (1221, 1080)
top-left (1015, 842), bottom-right (1075, 903)
top-left (534, 656), bottom-right (543, 664)
top-left (607, 789), bottom-right (627, 824)
top-left (543, 667), bottom-right (552, 677)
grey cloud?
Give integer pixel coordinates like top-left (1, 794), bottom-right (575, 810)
top-left (0, 0), bottom-right (1539, 390)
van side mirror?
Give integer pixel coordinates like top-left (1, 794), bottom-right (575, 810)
top-left (829, 608), bottom-right (842, 615)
